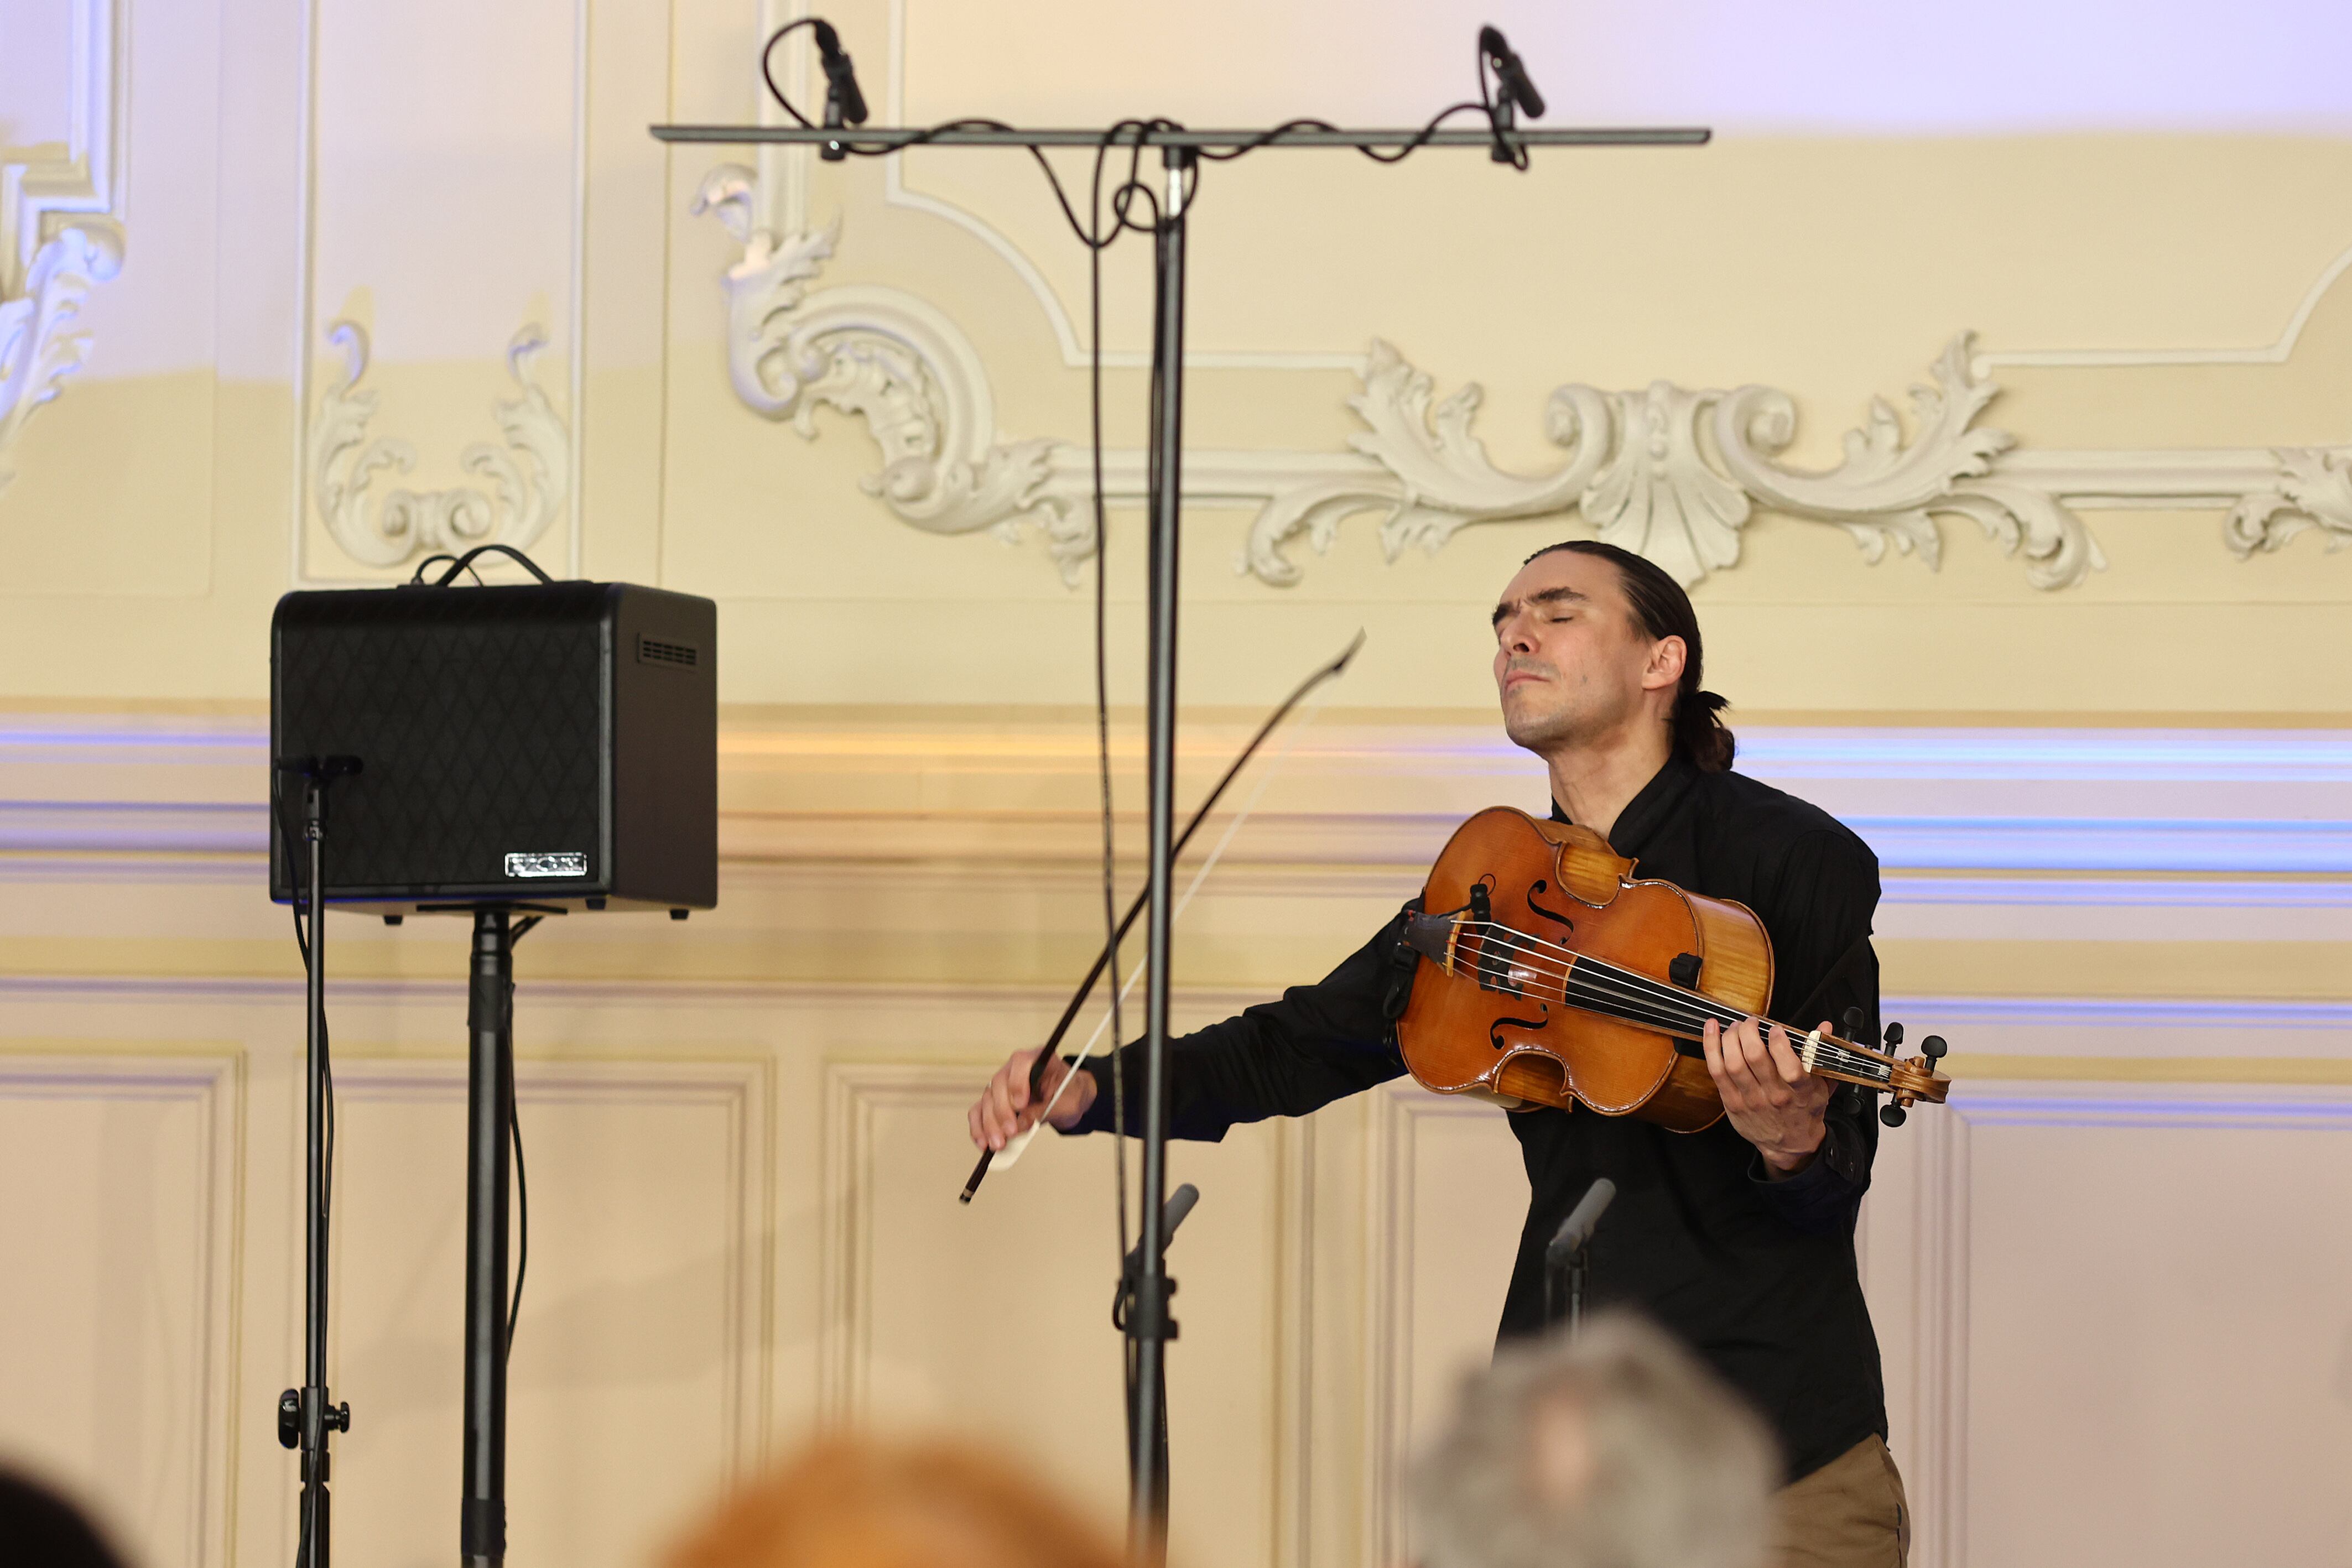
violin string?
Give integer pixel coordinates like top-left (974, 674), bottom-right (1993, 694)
top-left (1454, 919), bottom-right (1736, 1019)
top-left (1522, 956), bottom-right (1897, 1083)
top-left (1459, 921), bottom-right (1745, 1033)
top-left (1453, 920), bottom-right (1899, 1083)
top-left (1465, 919), bottom-right (1816, 1042)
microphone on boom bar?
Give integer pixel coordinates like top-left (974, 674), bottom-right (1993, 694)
top-left (811, 20), bottom-right (868, 128)
top-left (1478, 25), bottom-right (1547, 119)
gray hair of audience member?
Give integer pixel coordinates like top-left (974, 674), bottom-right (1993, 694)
top-left (1408, 1312), bottom-right (1779, 1568)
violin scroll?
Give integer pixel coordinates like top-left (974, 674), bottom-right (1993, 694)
top-left (1874, 1022), bottom-right (1951, 1128)
top-left (1839, 1010), bottom-right (1951, 1130)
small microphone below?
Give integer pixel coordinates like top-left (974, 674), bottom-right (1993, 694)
top-left (1546, 1176), bottom-right (1616, 1264)
top-left (1123, 1182), bottom-right (1200, 1275)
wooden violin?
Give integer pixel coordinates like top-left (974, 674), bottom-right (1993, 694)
top-left (1394, 807), bottom-right (1951, 1131)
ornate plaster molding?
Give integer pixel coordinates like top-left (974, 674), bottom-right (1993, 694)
top-left (2225, 447), bottom-right (2352, 559)
top-left (0, 0), bottom-right (127, 499)
top-left (699, 164), bottom-right (2352, 591)
top-left (309, 320), bottom-right (570, 569)
top-left (1241, 337), bottom-right (2104, 591)
top-left (693, 165), bottom-right (1084, 576)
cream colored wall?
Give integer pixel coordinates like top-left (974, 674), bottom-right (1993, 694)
top-left (4, 2), bottom-right (2352, 1567)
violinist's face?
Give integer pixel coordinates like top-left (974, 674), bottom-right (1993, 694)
top-left (1491, 550), bottom-right (1682, 757)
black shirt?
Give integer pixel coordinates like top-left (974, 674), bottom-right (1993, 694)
top-left (1068, 754), bottom-right (1888, 1482)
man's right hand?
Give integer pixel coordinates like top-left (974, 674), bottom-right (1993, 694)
top-left (968, 1047), bottom-right (1097, 1152)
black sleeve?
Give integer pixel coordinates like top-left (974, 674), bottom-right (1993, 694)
top-left (1747, 829), bottom-right (1883, 1233)
top-left (1065, 907), bottom-right (1415, 1143)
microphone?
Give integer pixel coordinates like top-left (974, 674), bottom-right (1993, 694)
top-left (1545, 1177), bottom-right (1615, 1265)
top-left (810, 20), bottom-right (868, 126)
top-left (1121, 1182), bottom-right (1200, 1276)
top-left (1478, 25), bottom-right (1547, 119)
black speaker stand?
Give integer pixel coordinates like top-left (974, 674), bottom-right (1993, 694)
top-left (461, 908), bottom-right (515, 1567)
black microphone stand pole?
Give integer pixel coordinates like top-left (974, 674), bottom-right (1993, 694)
top-left (648, 112), bottom-right (1709, 1554)
top-left (1128, 144), bottom-right (1192, 1561)
top-left (462, 909), bottom-right (515, 1567)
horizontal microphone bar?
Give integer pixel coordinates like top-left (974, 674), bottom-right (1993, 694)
top-left (650, 124), bottom-right (1711, 150)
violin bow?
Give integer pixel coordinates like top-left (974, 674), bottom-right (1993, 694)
top-left (958, 629), bottom-right (1367, 1204)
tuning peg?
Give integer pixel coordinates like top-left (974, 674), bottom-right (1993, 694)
top-left (1882, 1021), bottom-right (1904, 1049)
top-left (1842, 1006), bottom-right (1874, 1047)
top-left (1922, 1034), bottom-right (1947, 1061)
top-left (1879, 1102), bottom-right (1908, 1129)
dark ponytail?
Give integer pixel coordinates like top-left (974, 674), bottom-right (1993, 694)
top-left (1523, 539), bottom-right (1736, 772)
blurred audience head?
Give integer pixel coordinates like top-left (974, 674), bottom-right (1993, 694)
top-left (663, 1435), bottom-right (1125, 1568)
top-left (1410, 1312), bottom-right (1777, 1568)
top-left (0, 1468), bottom-right (130, 1568)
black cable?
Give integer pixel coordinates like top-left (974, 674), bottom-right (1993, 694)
top-left (1097, 127), bottom-right (1171, 1293)
top-left (1090, 132), bottom-right (1131, 1282)
top-left (757, 11), bottom-right (1512, 1333)
top-left (503, 1027), bottom-right (527, 1357)
top-left (501, 914), bottom-right (544, 1356)
top-left (272, 774), bottom-right (338, 1298)
top-left (430, 544), bottom-right (555, 587)
top-left (754, 20), bottom-right (1520, 209)
top-left (757, 20), bottom-right (824, 129)
top-left (410, 553), bottom-right (486, 586)
top-left (1187, 101), bottom-right (1496, 166)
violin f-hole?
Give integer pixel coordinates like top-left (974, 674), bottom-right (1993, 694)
top-left (1490, 1008), bottom-right (1549, 1050)
top-left (1524, 877), bottom-right (1576, 933)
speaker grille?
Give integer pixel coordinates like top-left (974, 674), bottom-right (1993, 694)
top-left (277, 592), bottom-right (604, 893)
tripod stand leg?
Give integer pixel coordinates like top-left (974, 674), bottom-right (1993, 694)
top-left (461, 910), bottom-right (514, 1566)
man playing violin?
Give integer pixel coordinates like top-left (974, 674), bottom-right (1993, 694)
top-left (967, 540), bottom-right (1907, 1567)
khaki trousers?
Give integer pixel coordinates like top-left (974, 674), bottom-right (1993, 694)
top-left (1772, 1435), bottom-right (1909, 1568)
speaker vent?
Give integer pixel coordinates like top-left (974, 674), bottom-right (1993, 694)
top-left (637, 634), bottom-right (699, 670)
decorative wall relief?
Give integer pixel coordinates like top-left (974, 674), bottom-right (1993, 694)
top-left (0, 226), bottom-right (123, 497)
top-left (694, 166), bottom-right (1086, 577)
top-left (309, 320), bottom-right (571, 569)
top-left (1241, 336), bottom-right (2103, 591)
top-left (0, 0), bottom-right (127, 501)
top-left (700, 153), bottom-right (2352, 595)
top-left (2226, 447), bottom-right (2352, 558)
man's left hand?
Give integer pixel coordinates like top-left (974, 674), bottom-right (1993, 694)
top-left (1701, 1017), bottom-right (1835, 1178)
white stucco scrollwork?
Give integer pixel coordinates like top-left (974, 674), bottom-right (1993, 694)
top-left (310, 320), bottom-right (570, 569)
top-left (2224, 448), bottom-right (2352, 559)
top-left (1242, 336), bottom-right (2105, 591)
top-left (0, 225), bottom-right (123, 497)
top-left (692, 165), bottom-right (1082, 577)
top-left (0, 0), bottom-right (127, 501)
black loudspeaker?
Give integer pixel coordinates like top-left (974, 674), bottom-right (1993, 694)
top-left (269, 581), bottom-right (717, 914)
